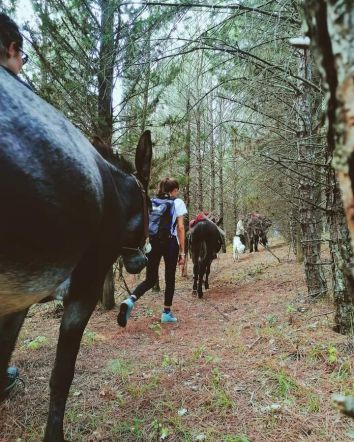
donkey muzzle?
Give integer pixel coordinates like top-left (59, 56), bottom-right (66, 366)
top-left (122, 250), bottom-right (148, 274)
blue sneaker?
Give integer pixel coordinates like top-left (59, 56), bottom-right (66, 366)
top-left (161, 311), bottom-right (177, 323)
top-left (1, 366), bottom-right (20, 399)
top-left (117, 297), bottom-right (135, 327)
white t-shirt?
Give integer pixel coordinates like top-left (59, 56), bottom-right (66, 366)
top-left (236, 219), bottom-right (245, 236)
top-left (171, 198), bottom-right (187, 236)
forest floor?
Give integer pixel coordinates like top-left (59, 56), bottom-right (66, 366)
top-left (1, 241), bottom-right (354, 442)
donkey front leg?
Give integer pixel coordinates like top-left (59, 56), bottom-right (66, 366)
top-left (0, 309), bottom-right (28, 400)
top-left (44, 292), bottom-right (99, 442)
top-left (44, 254), bottom-right (110, 441)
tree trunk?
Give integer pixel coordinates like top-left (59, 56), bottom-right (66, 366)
top-left (217, 100), bottom-right (225, 228)
top-left (304, 0), bottom-right (354, 332)
top-left (97, 0), bottom-right (115, 146)
top-left (296, 48), bottom-right (327, 298)
top-left (183, 98), bottom-right (191, 215)
top-left (96, 0), bottom-right (115, 307)
top-left (196, 111), bottom-right (203, 211)
top-left (327, 171), bottom-right (354, 333)
top-left (181, 98), bottom-right (191, 278)
top-left (218, 145), bottom-right (224, 228)
top-left (210, 97), bottom-right (216, 212)
top-left (140, 32), bottom-right (150, 133)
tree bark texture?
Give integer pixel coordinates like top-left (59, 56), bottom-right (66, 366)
top-left (183, 98), bottom-right (191, 215)
top-left (327, 170), bottom-right (354, 332)
top-left (97, 0), bottom-right (115, 145)
top-left (209, 96), bottom-right (216, 212)
top-left (304, 0), bottom-right (354, 332)
top-left (196, 111), bottom-right (204, 211)
top-left (296, 48), bottom-right (327, 298)
top-left (304, 1), bottom-right (354, 264)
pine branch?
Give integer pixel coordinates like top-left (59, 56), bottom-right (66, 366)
top-left (144, 1), bottom-right (301, 25)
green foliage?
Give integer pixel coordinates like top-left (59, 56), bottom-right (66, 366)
top-left (265, 314), bottom-right (278, 327)
top-left (328, 346), bottom-right (338, 365)
top-left (127, 374), bottom-right (160, 397)
top-left (25, 335), bottom-right (48, 350)
top-left (82, 330), bottom-right (101, 345)
top-left (224, 436), bottom-right (250, 442)
top-left (192, 345), bottom-right (206, 360)
top-left (210, 368), bottom-right (234, 410)
top-left (149, 322), bottom-right (162, 336)
top-left (286, 304), bottom-right (296, 314)
top-left (267, 369), bottom-right (298, 399)
top-left (306, 395), bottom-right (320, 413)
top-left (333, 362), bottom-right (351, 380)
top-left (162, 354), bottom-right (178, 368)
top-left (106, 359), bottom-right (133, 379)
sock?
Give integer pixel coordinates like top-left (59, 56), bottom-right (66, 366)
top-left (130, 295), bottom-right (137, 302)
top-left (163, 308), bottom-right (171, 314)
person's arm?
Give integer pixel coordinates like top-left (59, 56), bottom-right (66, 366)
top-left (176, 215), bottom-right (185, 265)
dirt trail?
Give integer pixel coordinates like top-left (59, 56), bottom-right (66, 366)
top-left (1, 244), bottom-right (353, 441)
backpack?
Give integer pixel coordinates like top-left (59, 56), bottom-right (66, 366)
top-left (149, 197), bottom-right (176, 244)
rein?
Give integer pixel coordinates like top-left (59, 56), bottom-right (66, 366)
top-left (132, 174), bottom-right (149, 241)
top-left (121, 174), bottom-right (150, 254)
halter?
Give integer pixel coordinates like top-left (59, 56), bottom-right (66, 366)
top-left (121, 174), bottom-right (150, 254)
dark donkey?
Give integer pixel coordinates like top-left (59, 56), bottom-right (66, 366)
top-left (244, 213), bottom-right (272, 252)
top-left (188, 218), bottom-right (226, 298)
top-left (0, 68), bottom-right (152, 441)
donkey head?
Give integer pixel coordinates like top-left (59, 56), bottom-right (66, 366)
top-left (121, 130), bottom-right (152, 274)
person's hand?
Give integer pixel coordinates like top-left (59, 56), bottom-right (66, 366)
top-left (178, 253), bottom-right (185, 266)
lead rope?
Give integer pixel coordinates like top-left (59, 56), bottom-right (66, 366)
top-left (117, 175), bottom-right (150, 297)
top-left (117, 258), bottom-right (132, 296)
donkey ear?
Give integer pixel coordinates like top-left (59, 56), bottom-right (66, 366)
top-left (135, 130), bottom-right (152, 189)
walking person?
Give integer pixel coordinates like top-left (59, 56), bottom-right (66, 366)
top-left (118, 177), bottom-right (187, 326)
top-left (236, 216), bottom-right (246, 247)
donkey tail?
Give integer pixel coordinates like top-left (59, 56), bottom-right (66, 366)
top-left (198, 240), bottom-right (207, 263)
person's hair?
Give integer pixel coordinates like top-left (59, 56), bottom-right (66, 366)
top-left (157, 177), bottom-right (179, 197)
top-left (0, 13), bottom-right (23, 60)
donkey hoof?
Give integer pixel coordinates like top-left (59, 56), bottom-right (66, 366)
top-left (192, 289), bottom-right (197, 296)
top-left (198, 293), bottom-right (203, 299)
top-left (205, 284), bottom-right (209, 290)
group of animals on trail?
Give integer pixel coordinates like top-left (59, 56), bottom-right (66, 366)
top-left (188, 211), bottom-right (272, 298)
top-left (232, 213), bottom-right (272, 261)
top-left (0, 62), bottom-right (272, 442)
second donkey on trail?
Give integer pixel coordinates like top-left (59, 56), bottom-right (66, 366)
top-left (188, 217), bottom-right (226, 298)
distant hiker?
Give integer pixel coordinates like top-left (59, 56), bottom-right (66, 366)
top-left (235, 217), bottom-right (246, 247)
top-left (118, 177), bottom-right (187, 326)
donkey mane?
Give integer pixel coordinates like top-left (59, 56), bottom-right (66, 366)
top-left (91, 135), bottom-right (135, 175)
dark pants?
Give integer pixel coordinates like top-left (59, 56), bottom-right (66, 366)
top-left (132, 236), bottom-right (179, 307)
